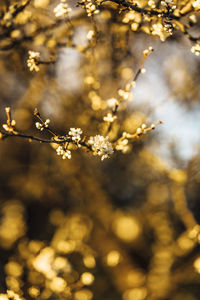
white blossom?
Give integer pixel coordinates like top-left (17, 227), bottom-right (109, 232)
top-left (189, 14), bottom-right (197, 23)
top-left (107, 98), bottom-right (119, 109)
top-left (54, 0), bottom-right (71, 18)
top-left (56, 146), bottom-right (71, 159)
top-left (35, 119), bottom-right (50, 130)
top-left (103, 113), bottom-right (117, 123)
top-left (87, 30), bottom-right (94, 40)
top-left (191, 42), bottom-right (200, 56)
top-left (141, 123), bottom-right (147, 129)
top-left (115, 138), bottom-right (130, 153)
top-left (35, 122), bottom-right (43, 131)
top-left (68, 128), bottom-right (82, 142)
top-left (192, 0), bottom-right (200, 9)
top-left (151, 23), bottom-right (171, 41)
top-left (141, 68), bottom-right (146, 74)
top-left (62, 150), bottom-right (71, 159)
top-left (44, 119), bottom-right (50, 128)
top-left (118, 89), bottom-right (130, 100)
top-left (27, 51), bottom-right (40, 72)
top-left (137, 127), bottom-right (142, 134)
top-left (84, 0), bottom-right (99, 17)
top-left (88, 135), bottom-right (113, 160)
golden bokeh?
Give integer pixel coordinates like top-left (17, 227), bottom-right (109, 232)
top-left (112, 215), bottom-right (141, 242)
top-left (0, 0), bottom-right (200, 299)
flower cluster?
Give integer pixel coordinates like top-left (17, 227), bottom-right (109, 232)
top-left (103, 113), bottom-right (117, 123)
top-left (35, 119), bottom-right (50, 131)
top-left (160, 0), bottom-right (176, 8)
top-left (107, 98), bottom-right (119, 110)
top-left (68, 128), bottom-right (82, 142)
top-left (136, 123), bottom-right (147, 133)
top-left (2, 120), bottom-right (16, 132)
top-left (56, 146), bottom-right (71, 159)
top-left (3, 290), bottom-right (21, 300)
top-left (88, 135), bottom-right (113, 160)
top-left (151, 23), bottom-right (172, 41)
top-left (27, 51), bottom-right (40, 72)
top-left (82, 0), bottom-right (100, 17)
top-left (54, 0), bottom-right (72, 18)
top-left (122, 11), bottom-right (141, 31)
top-left (118, 80), bottom-right (136, 102)
top-left (192, 0), bottom-right (200, 9)
top-left (115, 122), bottom-right (161, 153)
top-left (191, 42), bottom-right (200, 56)
top-left (118, 89), bottom-right (131, 101)
top-left (148, 0), bottom-right (156, 8)
top-left (115, 138), bottom-right (130, 153)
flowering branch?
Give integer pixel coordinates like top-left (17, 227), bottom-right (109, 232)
top-left (0, 105), bottom-right (162, 161)
top-left (104, 46), bottom-right (153, 135)
top-left (101, 0), bottom-right (179, 19)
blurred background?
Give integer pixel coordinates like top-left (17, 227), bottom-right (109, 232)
top-left (0, 0), bottom-right (200, 299)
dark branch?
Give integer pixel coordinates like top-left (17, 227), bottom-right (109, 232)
top-left (0, 130), bottom-right (92, 150)
top-left (101, 0), bottom-right (179, 20)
